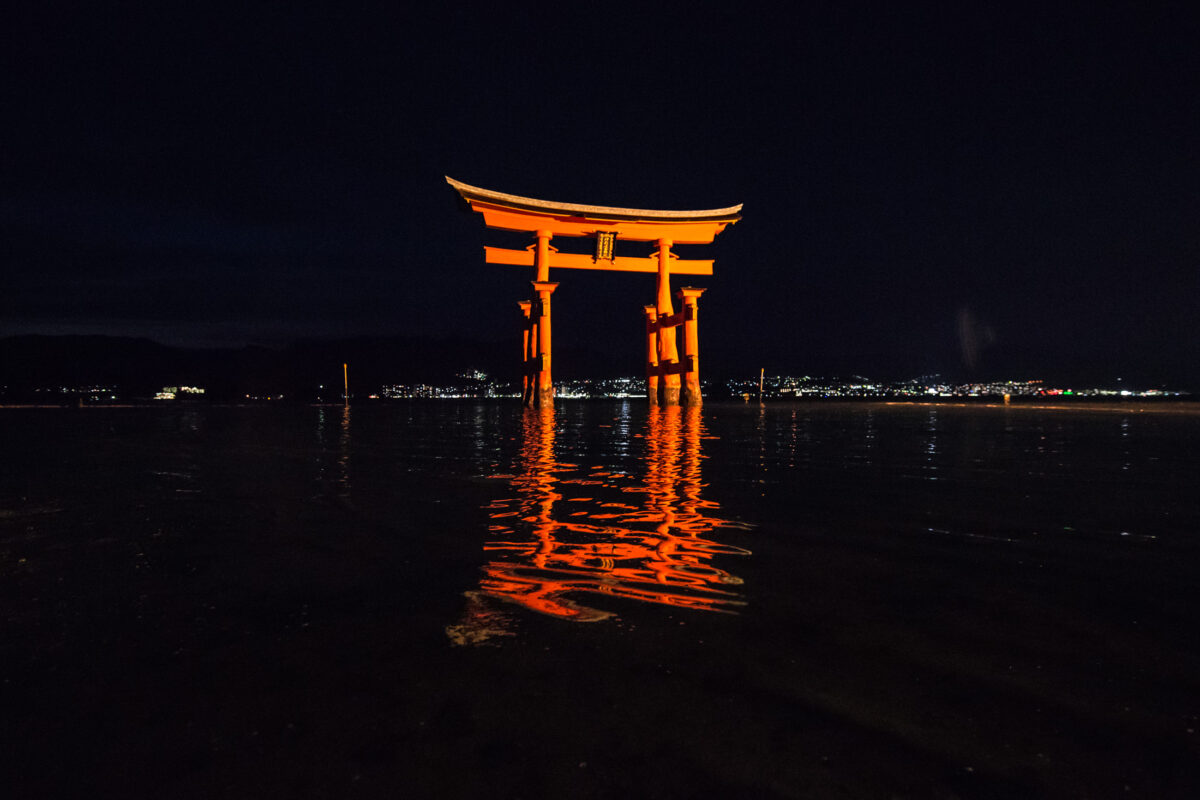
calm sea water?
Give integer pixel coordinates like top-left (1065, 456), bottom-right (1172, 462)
top-left (2, 401), bottom-right (1199, 798)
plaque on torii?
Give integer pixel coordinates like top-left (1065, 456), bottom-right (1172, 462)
top-left (446, 176), bottom-right (741, 407)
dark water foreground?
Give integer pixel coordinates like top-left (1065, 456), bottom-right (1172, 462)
top-left (2, 401), bottom-right (1198, 798)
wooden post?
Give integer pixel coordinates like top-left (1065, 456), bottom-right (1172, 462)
top-left (532, 281), bottom-right (558, 407)
top-left (343, 363), bottom-right (349, 405)
top-left (656, 238), bottom-right (680, 406)
top-left (677, 287), bottom-right (706, 407)
top-left (518, 300), bottom-right (533, 405)
top-left (527, 302), bottom-right (540, 407)
top-left (644, 304), bottom-right (660, 404)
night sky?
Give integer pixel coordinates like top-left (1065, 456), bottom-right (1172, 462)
top-left (4, 4), bottom-right (1198, 386)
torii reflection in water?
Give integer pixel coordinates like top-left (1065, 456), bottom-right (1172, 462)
top-left (448, 405), bottom-right (752, 644)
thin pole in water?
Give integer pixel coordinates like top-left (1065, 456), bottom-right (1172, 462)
top-left (758, 368), bottom-right (764, 403)
top-left (343, 363), bottom-right (349, 405)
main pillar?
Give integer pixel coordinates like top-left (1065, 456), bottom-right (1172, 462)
top-left (677, 287), bottom-right (706, 407)
top-left (528, 229), bottom-right (555, 408)
top-left (531, 281), bottom-right (558, 407)
top-left (535, 230), bottom-right (551, 283)
top-left (656, 238), bottom-right (681, 406)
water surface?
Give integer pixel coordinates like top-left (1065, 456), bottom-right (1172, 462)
top-left (2, 402), bottom-right (1198, 797)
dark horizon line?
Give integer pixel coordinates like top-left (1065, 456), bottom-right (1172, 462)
top-left (0, 332), bottom-right (1194, 392)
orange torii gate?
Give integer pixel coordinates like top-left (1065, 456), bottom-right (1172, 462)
top-left (446, 176), bottom-right (741, 407)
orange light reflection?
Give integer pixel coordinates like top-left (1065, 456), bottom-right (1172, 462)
top-left (472, 405), bottom-right (750, 624)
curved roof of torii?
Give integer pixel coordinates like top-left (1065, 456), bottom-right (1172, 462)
top-left (445, 176), bottom-right (742, 223)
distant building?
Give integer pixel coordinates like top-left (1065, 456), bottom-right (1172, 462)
top-left (155, 385), bottom-right (205, 401)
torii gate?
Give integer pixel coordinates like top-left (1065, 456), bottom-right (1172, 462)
top-left (446, 177), bottom-right (741, 407)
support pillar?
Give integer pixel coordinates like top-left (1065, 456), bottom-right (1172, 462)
top-left (531, 281), bottom-right (558, 408)
top-left (677, 287), bottom-right (706, 407)
top-left (518, 300), bottom-right (533, 406)
top-left (655, 238), bottom-right (680, 406)
top-left (535, 230), bottom-right (551, 283)
top-left (643, 304), bottom-right (660, 404)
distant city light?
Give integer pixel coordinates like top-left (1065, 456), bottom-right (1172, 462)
top-left (10, 375), bottom-right (1186, 405)
top-left (366, 375), bottom-right (1186, 401)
